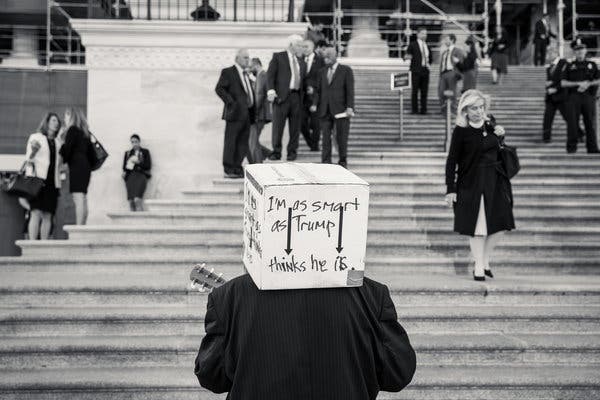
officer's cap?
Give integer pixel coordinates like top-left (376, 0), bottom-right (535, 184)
top-left (571, 37), bottom-right (586, 50)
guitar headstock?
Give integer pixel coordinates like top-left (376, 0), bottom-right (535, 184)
top-left (189, 263), bottom-right (227, 293)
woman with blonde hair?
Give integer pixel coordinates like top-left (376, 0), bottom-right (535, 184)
top-left (24, 112), bottom-right (64, 239)
top-left (445, 89), bottom-right (515, 280)
top-left (59, 107), bottom-right (93, 225)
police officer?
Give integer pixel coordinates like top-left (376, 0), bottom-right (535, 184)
top-left (560, 38), bottom-right (600, 153)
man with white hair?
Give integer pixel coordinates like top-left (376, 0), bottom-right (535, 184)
top-left (266, 34), bottom-right (307, 161)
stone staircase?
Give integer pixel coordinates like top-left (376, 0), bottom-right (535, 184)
top-left (2, 64), bottom-right (600, 399)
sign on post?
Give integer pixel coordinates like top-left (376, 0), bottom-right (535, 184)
top-left (390, 71), bottom-right (411, 141)
top-left (390, 71), bottom-right (411, 91)
top-left (243, 163), bottom-right (370, 290)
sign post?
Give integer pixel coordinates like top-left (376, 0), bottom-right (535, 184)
top-left (390, 71), bottom-right (411, 141)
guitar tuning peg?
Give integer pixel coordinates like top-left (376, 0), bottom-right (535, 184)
top-left (216, 273), bottom-right (224, 282)
top-left (209, 268), bottom-right (215, 275)
top-left (199, 282), bottom-right (207, 293)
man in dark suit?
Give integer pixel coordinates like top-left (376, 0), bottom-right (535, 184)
top-left (405, 27), bottom-right (431, 114)
top-left (311, 46), bottom-right (354, 168)
top-left (215, 49), bottom-right (255, 178)
top-left (195, 273), bottom-right (417, 400)
top-left (301, 39), bottom-right (326, 151)
top-left (534, 13), bottom-right (556, 66)
top-left (438, 34), bottom-right (464, 114)
top-left (266, 35), bottom-right (307, 161)
top-left (542, 57), bottom-right (569, 143)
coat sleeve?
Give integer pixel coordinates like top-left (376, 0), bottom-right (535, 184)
top-left (345, 67), bottom-right (355, 110)
top-left (376, 284), bottom-right (417, 392)
top-left (256, 72), bottom-right (266, 110)
top-left (312, 70), bottom-right (321, 108)
top-left (194, 291), bottom-right (232, 394)
top-left (122, 151), bottom-right (129, 172)
top-left (445, 126), bottom-right (462, 194)
top-left (266, 53), bottom-right (278, 92)
top-left (215, 69), bottom-right (234, 105)
top-left (140, 149), bottom-right (152, 172)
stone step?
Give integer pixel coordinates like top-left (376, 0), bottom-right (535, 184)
top-left (1, 333), bottom-right (597, 369)
top-left (0, 365), bottom-right (598, 400)
top-left (211, 176), bottom-right (600, 189)
top-left (2, 255), bottom-right (597, 276)
top-left (65, 223), bottom-right (600, 244)
top-left (2, 303), bottom-right (598, 337)
top-left (1, 272), bottom-right (598, 307)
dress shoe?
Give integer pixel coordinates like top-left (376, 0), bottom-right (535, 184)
top-left (310, 147), bottom-right (320, 152)
top-left (224, 172), bottom-right (240, 179)
top-left (484, 269), bottom-right (494, 278)
top-left (268, 154), bottom-right (281, 161)
top-left (567, 149), bottom-right (577, 154)
top-left (473, 272), bottom-right (486, 281)
top-left (588, 149), bottom-right (600, 154)
top-left (542, 139), bottom-right (552, 144)
top-left (420, 111), bottom-right (428, 115)
top-left (287, 154), bottom-right (297, 161)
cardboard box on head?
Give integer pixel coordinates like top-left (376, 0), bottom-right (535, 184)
top-left (243, 163), bottom-right (370, 290)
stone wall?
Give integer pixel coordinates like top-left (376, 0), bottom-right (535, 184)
top-left (70, 20), bottom-right (307, 223)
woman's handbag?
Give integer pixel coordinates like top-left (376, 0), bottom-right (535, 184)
top-left (89, 132), bottom-right (109, 171)
top-left (498, 138), bottom-right (520, 179)
top-left (3, 162), bottom-right (45, 199)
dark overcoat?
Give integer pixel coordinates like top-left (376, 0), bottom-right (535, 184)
top-left (445, 120), bottom-right (515, 236)
top-left (195, 274), bottom-right (416, 400)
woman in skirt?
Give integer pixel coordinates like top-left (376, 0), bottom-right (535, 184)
top-left (122, 134), bottom-right (152, 211)
top-left (445, 90), bottom-right (515, 281)
top-left (24, 112), bottom-right (63, 239)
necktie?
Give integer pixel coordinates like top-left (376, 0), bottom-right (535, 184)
top-left (441, 50), bottom-right (449, 72)
top-left (327, 67), bottom-right (334, 84)
top-left (242, 71), bottom-right (254, 107)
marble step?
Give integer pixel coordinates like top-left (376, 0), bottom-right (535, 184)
top-left (0, 365), bottom-right (598, 400)
top-left (1, 333), bottom-right (597, 369)
top-left (64, 225), bottom-right (600, 244)
top-left (2, 255), bottom-right (597, 276)
top-left (1, 272), bottom-right (598, 307)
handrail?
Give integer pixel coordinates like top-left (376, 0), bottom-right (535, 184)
top-left (415, 0), bottom-right (485, 44)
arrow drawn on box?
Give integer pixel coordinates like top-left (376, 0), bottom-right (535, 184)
top-left (250, 226), bottom-right (253, 249)
top-left (285, 208), bottom-right (293, 255)
top-left (336, 208), bottom-right (344, 253)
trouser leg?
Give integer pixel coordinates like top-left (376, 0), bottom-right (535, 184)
top-left (320, 116), bottom-right (334, 163)
top-left (420, 72), bottom-right (429, 113)
top-left (581, 95), bottom-right (599, 152)
top-left (223, 121), bottom-right (241, 173)
top-left (271, 101), bottom-right (288, 158)
top-left (335, 117), bottom-right (350, 165)
top-left (287, 92), bottom-right (301, 158)
top-left (542, 100), bottom-right (558, 141)
top-left (411, 72), bottom-right (419, 113)
top-left (233, 118), bottom-right (250, 173)
top-left (566, 94), bottom-right (581, 152)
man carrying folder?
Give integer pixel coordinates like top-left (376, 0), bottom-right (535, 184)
top-left (311, 46), bottom-right (355, 168)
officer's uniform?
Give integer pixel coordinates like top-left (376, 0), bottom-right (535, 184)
top-left (561, 41), bottom-right (599, 153)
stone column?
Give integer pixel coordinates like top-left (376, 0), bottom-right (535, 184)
top-left (345, 15), bottom-right (389, 58)
top-left (69, 20), bottom-right (307, 223)
top-left (2, 27), bottom-right (39, 68)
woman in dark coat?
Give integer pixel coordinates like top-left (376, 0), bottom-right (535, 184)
top-left (445, 89), bottom-right (515, 281)
top-left (59, 107), bottom-right (93, 225)
top-left (489, 29), bottom-right (509, 84)
top-left (122, 134), bottom-right (151, 211)
top-left (460, 37), bottom-right (479, 92)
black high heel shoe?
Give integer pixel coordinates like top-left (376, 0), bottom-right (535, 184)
top-left (473, 272), bottom-right (486, 282)
top-left (484, 269), bottom-right (494, 278)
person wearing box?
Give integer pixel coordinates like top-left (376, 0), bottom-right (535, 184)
top-left (59, 107), bottom-right (93, 225)
top-left (445, 90), bottom-right (515, 281)
top-left (122, 134), bottom-right (151, 211)
top-left (24, 112), bottom-right (64, 240)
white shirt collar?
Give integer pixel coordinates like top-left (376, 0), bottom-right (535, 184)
top-left (329, 62), bottom-right (339, 72)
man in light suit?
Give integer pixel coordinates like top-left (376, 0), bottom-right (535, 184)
top-left (534, 13), bottom-right (556, 66)
top-left (405, 27), bottom-right (432, 114)
top-left (302, 39), bottom-right (326, 151)
top-left (310, 46), bottom-right (354, 168)
top-left (215, 49), bottom-right (255, 178)
top-left (266, 34), bottom-right (307, 161)
top-left (438, 34), bottom-right (464, 114)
